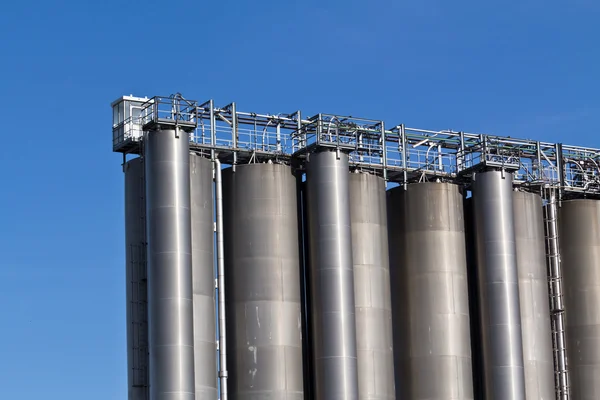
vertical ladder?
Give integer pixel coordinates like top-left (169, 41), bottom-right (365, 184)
top-left (131, 169), bottom-right (149, 393)
top-left (543, 188), bottom-right (569, 400)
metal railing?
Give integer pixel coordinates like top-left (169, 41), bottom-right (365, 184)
top-left (112, 93), bottom-right (600, 196)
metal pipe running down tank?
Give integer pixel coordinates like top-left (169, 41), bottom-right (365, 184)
top-left (513, 191), bottom-right (555, 400)
top-left (306, 151), bottom-right (359, 400)
top-left (472, 171), bottom-right (526, 400)
top-left (214, 158), bottom-right (228, 400)
top-left (145, 128), bottom-right (195, 399)
top-left (559, 200), bottom-right (600, 400)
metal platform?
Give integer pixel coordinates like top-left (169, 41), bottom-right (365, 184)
top-left (112, 93), bottom-right (600, 197)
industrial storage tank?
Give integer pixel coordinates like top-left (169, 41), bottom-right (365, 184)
top-left (388, 182), bottom-right (474, 399)
top-left (189, 154), bottom-right (218, 399)
top-left (145, 129), bottom-right (196, 399)
top-left (512, 191), bottom-right (555, 400)
top-left (124, 157), bottom-right (149, 400)
top-left (306, 151), bottom-right (359, 399)
top-left (349, 172), bottom-right (395, 400)
top-left (559, 199), bottom-right (600, 399)
top-left (472, 171), bottom-right (525, 400)
top-left (223, 162), bottom-right (304, 400)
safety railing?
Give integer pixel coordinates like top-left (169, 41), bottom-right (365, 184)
top-left (112, 93), bottom-right (600, 195)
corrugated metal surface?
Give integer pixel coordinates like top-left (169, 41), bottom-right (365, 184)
top-left (189, 154), bottom-right (218, 399)
top-left (306, 151), bottom-right (359, 400)
top-left (472, 171), bottom-right (525, 400)
top-left (223, 163), bottom-right (304, 400)
top-left (124, 157), bottom-right (149, 400)
top-left (145, 129), bottom-right (195, 399)
top-left (349, 173), bottom-right (395, 400)
top-left (388, 182), bottom-right (473, 399)
top-left (559, 199), bottom-right (600, 400)
top-left (513, 191), bottom-right (555, 400)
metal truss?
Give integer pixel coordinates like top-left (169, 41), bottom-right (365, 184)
top-left (112, 94), bottom-right (600, 197)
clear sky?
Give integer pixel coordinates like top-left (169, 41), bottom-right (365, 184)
top-left (0, 1), bottom-right (598, 399)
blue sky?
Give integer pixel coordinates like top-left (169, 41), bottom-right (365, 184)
top-left (0, 1), bottom-right (598, 399)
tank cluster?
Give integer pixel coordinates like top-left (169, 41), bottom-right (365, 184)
top-left (117, 96), bottom-right (600, 400)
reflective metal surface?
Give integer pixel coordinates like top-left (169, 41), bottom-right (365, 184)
top-left (306, 151), bottom-right (359, 400)
top-left (145, 129), bottom-right (195, 400)
top-left (349, 173), bottom-right (395, 400)
top-left (223, 163), bottom-right (304, 400)
top-left (559, 200), bottom-right (600, 400)
top-left (125, 158), bottom-right (149, 400)
top-left (472, 171), bottom-right (526, 400)
top-left (513, 191), bottom-right (555, 400)
top-left (388, 182), bottom-right (474, 399)
top-left (189, 154), bottom-right (217, 400)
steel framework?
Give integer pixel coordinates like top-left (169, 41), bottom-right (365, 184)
top-left (112, 93), bottom-right (600, 198)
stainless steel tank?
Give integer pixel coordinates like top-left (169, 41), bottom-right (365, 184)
top-left (512, 191), bottom-right (555, 400)
top-left (388, 182), bottom-right (474, 399)
top-left (145, 129), bottom-right (195, 399)
top-left (189, 154), bottom-right (217, 400)
top-left (222, 163), bottom-right (304, 400)
top-left (559, 199), bottom-right (600, 400)
top-left (349, 172), bottom-right (395, 400)
top-left (306, 151), bottom-right (359, 400)
top-left (472, 171), bottom-right (526, 400)
top-left (124, 157), bottom-right (149, 400)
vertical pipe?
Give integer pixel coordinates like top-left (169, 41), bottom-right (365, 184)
top-left (145, 128), bottom-right (195, 400)
top-left (125, 157), bottom-right (149, 400)
top-left (472, 171), bottom-right (526, 400)
top-left (513, 191), bottom-right (556, 400)
top-left (297, 175), bottom-right (314, 400)
top-left (214, 158), bottom-right (228, 400)
top-left (349, 172), bottom-right (395, 400)
top-left (559, 200), bottom-right (600, 400)
top-left (306, 151), bottom-right (359, 400)
top-left (190, 154), bottom-right (218, 400)
top-left (544, 189), bottom-right (569, 399)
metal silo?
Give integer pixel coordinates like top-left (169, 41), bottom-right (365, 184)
top-left (512, 191), bottom-right (555, 400)
top-left (306, 151), bottom-right (359, 400)
top-left (145, 129), bottom-right (195, 399)
top-left (388, 182), bottom-right (474, 399)
top-left (559, 199), bottom-right (600, 400)
top-left (222, 163), bottom-right (304, 400)
top-left (124, 157), bottom-right (149, 400)
top-left (189, 154), bottom-right (217, 399)
top-left (349, 172), bottom-right (395, 400)
top-left (472, 171), bottom-right (526, 400)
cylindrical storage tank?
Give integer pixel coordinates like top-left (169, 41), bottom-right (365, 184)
top-left (306, 151), bottom-right (359, 400)
top-left (223, 163), bottom-right (304, 400)
top-left (388, 182), bottom-right (474, 399)
top-left (125, 157), bottom-right (149, 400)
top-left (559, 199), bottom-right (600, 400)
top-left (145, 129), bottom-right (195, 400)
top-left (189, 154), bottom-right (217, 399)
top-left (349, 172), bottom-right (395, 400)
top-left (512, 191), bottom-right (555, 400)
top-left (472, 171), bottom-right (525, 400)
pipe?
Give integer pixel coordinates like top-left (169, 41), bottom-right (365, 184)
top-left (545, 189), bottom-right (569, 399)
top-left (215, 158), bottom-right (228, 400)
